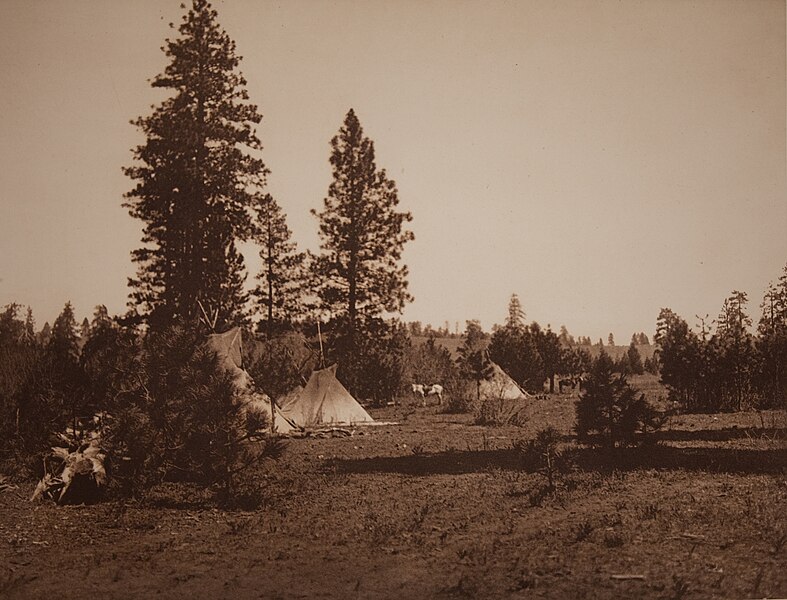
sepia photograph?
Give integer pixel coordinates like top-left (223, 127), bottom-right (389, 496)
top-left (0, 0), bottom-right (785, 598)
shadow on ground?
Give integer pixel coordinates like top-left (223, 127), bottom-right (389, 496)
top-left (658, 427), bottom-right (784, 442)
top-left (330, 427), bottom-right (787, 477)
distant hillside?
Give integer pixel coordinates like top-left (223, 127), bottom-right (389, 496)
top-left (412, 335), bottom-right (656, 361)
top-left (577, 343), bottom-right (657, 361)
top-left (411, 335), bottom-right (472, 359)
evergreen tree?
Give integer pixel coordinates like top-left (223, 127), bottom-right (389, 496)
top-left (19, 307), bottom-right (36, 346)
top-left (409, 334), bottom-right (455, 388)
top-left (38, 322), bottom-right (51, 347)
top-left (575, 350), bottom-right (660, 456)
top-left (457, 321), bottom-right (494, 402)
top-left (0, 304), bottom-right (25, 346)
top-left (80, 317), bottom-right (91, 341)
top-left (655, 308), bottom-right (700, 407)
top-left (81, 305), bottom-right (130, 412)
top-left (643, 355), bottom-right (658, 375)
top-left (506, 294), bottom-right (526, 330)
top-left (756, 264), bottom-right (787, 407)
top-left (608, 332), bottom-right (615, 346)
top-left (90, 304), bottom-right (113, 331)
top-left (15, 302), bottom-right (90, 450)
top-left (123, 0), bottom-right (266, 330)
top-left (488, 320), bottom-right (544, 393)
top-left (49, 302), bottom-right (80, 364)
top-left (0, 305), bottom-right (40, 447)
top-left (558, 325), bottom-right (574, 347)
top-left (311, 109), bottom-right (414, 337)
top-left (252, 193), bottom-right (305, 337)
top-left (626, 341), bottom-right (644, 375)
top-left (715, 290), bottom-right (754, 410)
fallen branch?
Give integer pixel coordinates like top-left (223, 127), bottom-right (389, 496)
top-left (610, 574), bottom-right (645, 581)
top-left (680, 533), bottom-right (706, 541)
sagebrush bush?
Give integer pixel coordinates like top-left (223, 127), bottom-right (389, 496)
top-left (442, 380), bottom-right (476, 414)
top-left (475, 397), bottom-right (529, 426)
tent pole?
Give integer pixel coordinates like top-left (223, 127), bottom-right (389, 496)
top-left (317, 321), bottom-right (325, 368)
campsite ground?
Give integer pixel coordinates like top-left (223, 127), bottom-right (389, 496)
top-left (1, 378), bottom-right (785, 599)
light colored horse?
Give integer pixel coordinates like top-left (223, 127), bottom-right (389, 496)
top-left (412, 383), bottom-right (444, 406)
top-left (425, 384), bottom-right (443, 405)
top-left (411, 383), bottom-right (426, 405)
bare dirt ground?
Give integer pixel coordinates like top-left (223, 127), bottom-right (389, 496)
top-left (2, 387), bottom-right (785, 599)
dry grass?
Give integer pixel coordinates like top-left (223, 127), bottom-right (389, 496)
top-left (0, 393), bottom-right (785, 599)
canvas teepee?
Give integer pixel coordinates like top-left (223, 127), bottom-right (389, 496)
top-left (478, 362), bottom-right (532, 401)
top-left (278, 365), bottom-right (373, 427)
top-left (206, 327), bottom-right (298, 434)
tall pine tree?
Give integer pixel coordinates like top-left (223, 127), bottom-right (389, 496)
top-left (252, 193), bottom-right (305, 337)
top-left (124, 0), bottom-right (266, 330)
top-left (311, 109), bottom-right (414, 337)
top-left (757, 263), bottom-right (787, 407)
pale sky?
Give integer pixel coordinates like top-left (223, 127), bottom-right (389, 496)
top-left (0, 0), bottom-right (785, 341)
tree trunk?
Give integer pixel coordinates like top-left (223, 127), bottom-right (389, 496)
top-left (267, 218), bottom-right (274, 339)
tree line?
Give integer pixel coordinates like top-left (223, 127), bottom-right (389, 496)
top-left (654, 263), bottom-right (787, 412)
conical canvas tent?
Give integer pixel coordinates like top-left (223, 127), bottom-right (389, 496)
top-left (206, 327), bottom-right (298, 434)
top-left (278, 365), bottom-right (374, 427)
top-left (478, 362), bottom-right (532, 401)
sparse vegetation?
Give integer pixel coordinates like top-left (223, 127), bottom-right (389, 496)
top-left (515, 426), bottom-right (566, 490)
top-left (0, 2), bottom-right (784, 598)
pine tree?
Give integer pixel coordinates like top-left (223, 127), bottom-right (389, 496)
top-left (252, 193), bottom-right (305, 337)
top-left (123, 0), bottom-right (266, 330)
top-left (50, 302), bottom-right (80, 364)
top-left (626, 341), bottom-right (644, 375)
top-left (655, 308), bottom-right (700, 407)
top-left (575, 349), bottom-right (660, 456)
top-left (488, 319), bottom-right (544, 393)
top-left (0, 304), bottom-right (24, 346)
top-left (38, 322), bottom-right (52, 347)
top-left (457, 321), bottom-right (494, 401)
top-left (22, 307), bottom-right (36, 345)
top-left (532, 324), bottom-right (561, 393)
top-left (80, 317), bottom-right (91, 341)
top-left (311, 109), bottom-right (414, 337)
top-left (756, 264), bottom-right (787, 407)
top-left (558, 325), bottom-right (574, 347)
top-left (506, 294), bottom-right (526, 330)
top-left (716, 290), bottom-right (754, 410)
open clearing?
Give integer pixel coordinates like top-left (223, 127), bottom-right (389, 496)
top-left (1, 388), bottom-right (785, 600)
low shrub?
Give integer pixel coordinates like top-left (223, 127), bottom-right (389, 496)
top-left (515, 426), bottom-right (566, 490)
top-left (475, 397), bottom-right (529, 426)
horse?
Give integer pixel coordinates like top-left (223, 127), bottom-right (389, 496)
top-left (412, 383), bottom-right (443, 406)
top-left (425, 384), bottom-right (444, 405)
top-left (411, 383), bottom-right (426, 405)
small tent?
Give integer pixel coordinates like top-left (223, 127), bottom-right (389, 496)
top-left (206, 327), bottom-right (298, 434)
top-left (278, 364), bottom-right (374, 427)
top-left (478, 362), bottom-right (532, 401)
